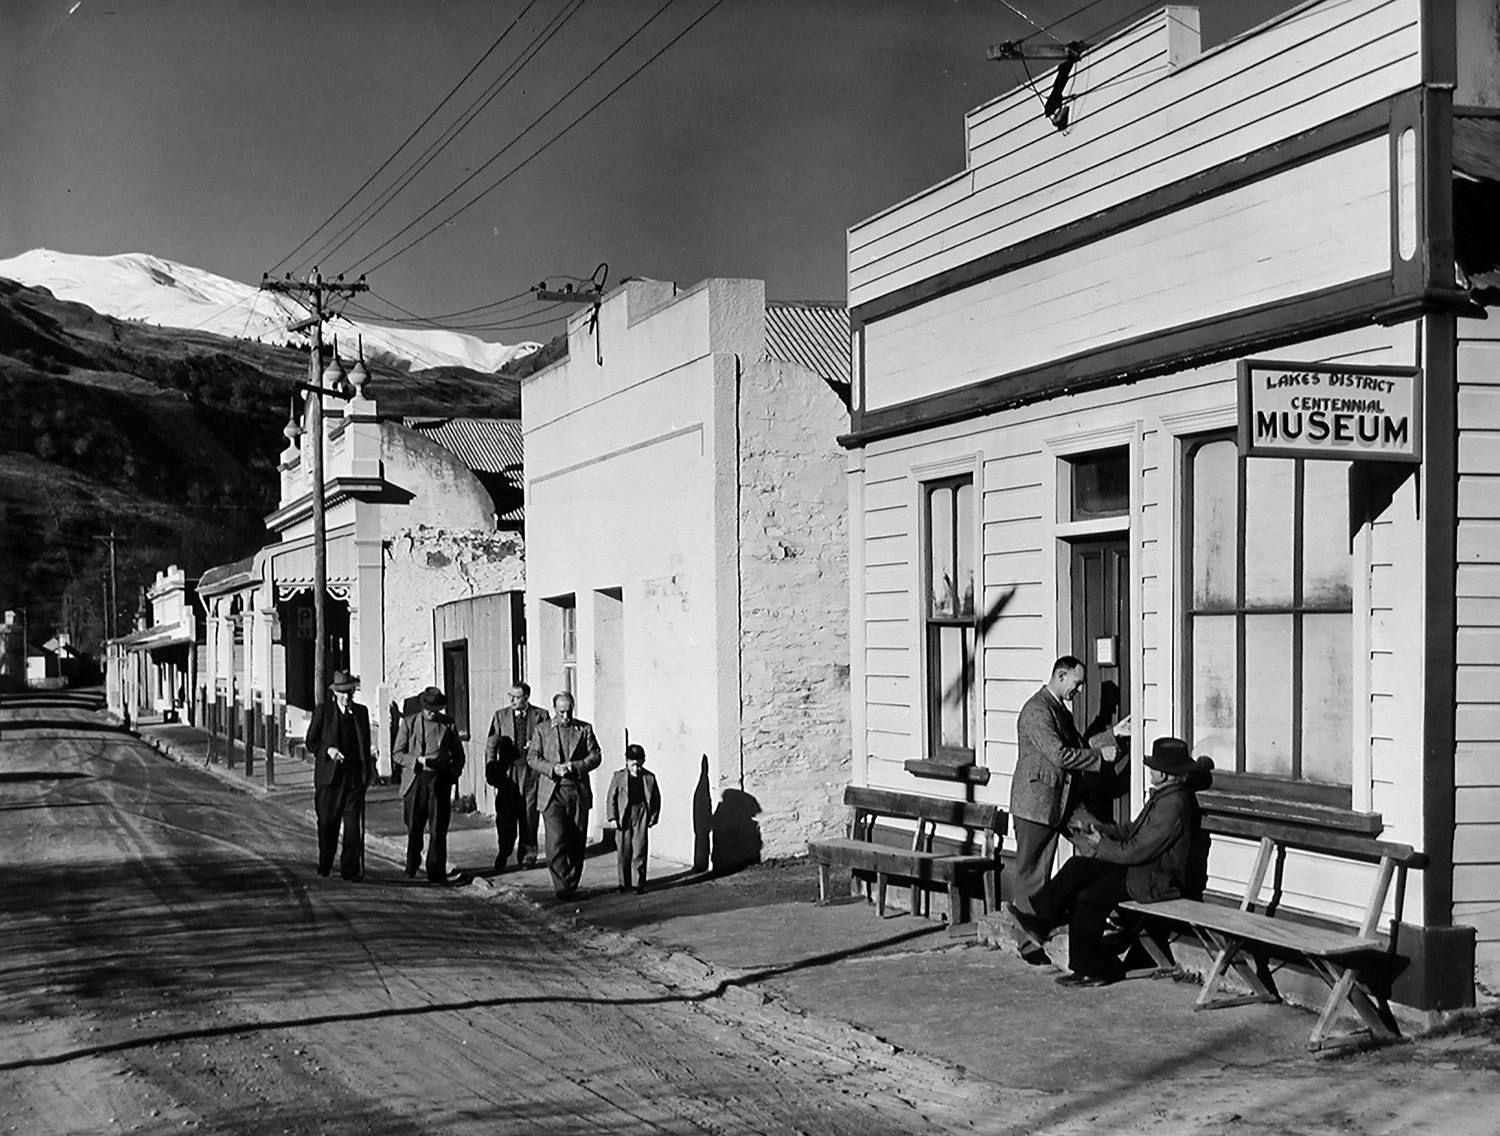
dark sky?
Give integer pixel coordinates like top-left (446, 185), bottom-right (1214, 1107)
top-left (0, 0), bottom-right (1292, 343)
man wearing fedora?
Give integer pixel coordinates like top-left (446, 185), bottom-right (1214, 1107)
top-left (306, 670), bottom-right (375, 881)
top-left (1004, 736), bottom-right (1212, 987)
top-left (526, 691), bottom-right (602, 898)
top-left (393, 686), bottom-right (466, 883)
top-left (1009, 656), bottom-right (1126, 915)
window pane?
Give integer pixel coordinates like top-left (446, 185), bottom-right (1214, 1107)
top-left (928, 486), bottom-right (956, 618)
top-left (955, 480), bottom-right (975, 618)
top-left (1192, 441), bottom-right (1238, 609)
top-left (1071, 447), bottom-right (1130, 519)
top-left (1244, 614), bottom-right (1294, 777)
top-left (936, 625), bottom-right (972, 751)
top-left (1302, 613), bottom-right (1353, 785)
top-left (1191, 614), bottom-right (1237, 768)
top-left (1244, 458), bottom-right (1295, 607)
top-left (1303, 462), bottom-right (1353, 607)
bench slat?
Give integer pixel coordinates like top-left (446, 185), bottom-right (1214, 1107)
top-left (1203, 814), bottom-right (1420, 866)
top-left (843, 785), bottom-right (1005, 834)
top-left (1121, 899), bottom-right (1381, 957)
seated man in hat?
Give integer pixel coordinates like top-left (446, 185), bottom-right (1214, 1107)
top-left (393, 686), bottom-right (466, 883)
top-left (1004, 736), bottom-right (1211, 987)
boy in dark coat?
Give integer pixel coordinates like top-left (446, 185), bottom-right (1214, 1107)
top-left (604, 744), bottom-right (661, 894)
top-left (1004, 736), bottom-right (1211, 986)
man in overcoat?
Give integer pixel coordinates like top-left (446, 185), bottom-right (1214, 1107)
top-left (393, 686), bottom-right (466, 883)
top-left (1009, 655), bottom-right (1122, 914)
top-left (306, 670), bottom-right (375, 881)
top-left (484, 681), bottom-right (550, 872)
top-left (526, 691), bottom-right (602, 898)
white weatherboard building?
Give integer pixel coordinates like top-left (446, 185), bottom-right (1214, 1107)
top-left (844, 0), bottom-right (1500, 1014)
top-left (522, 278), bottom-right (851, 868)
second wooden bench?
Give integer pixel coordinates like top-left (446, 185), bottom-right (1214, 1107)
top-left (807, 786), bottom-right (1007, 928)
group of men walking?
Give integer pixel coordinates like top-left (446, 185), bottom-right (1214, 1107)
top-left (308, 674), bottom-right (659, 898)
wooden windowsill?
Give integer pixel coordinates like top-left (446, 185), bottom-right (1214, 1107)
top-left (904, 759), bottom-right (991, 785)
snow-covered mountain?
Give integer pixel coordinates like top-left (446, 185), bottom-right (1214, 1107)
top-left (0, 249), bottom-right (541, 374)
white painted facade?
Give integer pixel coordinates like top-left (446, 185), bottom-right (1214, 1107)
top-left (846, 1), bottom-right (1500, 1011)
top-left (200, 390), bottom-right (524, 774)
top-left (522, 278), bottom-right (850, 867)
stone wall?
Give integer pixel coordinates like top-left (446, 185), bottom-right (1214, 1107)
top-left (736, 358), bottom-right (851, 858)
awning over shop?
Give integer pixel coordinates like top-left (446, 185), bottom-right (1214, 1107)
top-left (111, 622), bottom-right (194, 653)
top-left (258, 533), bottom-right (357, 602)
top-left (1455, 115), bottom-right (1500, 182)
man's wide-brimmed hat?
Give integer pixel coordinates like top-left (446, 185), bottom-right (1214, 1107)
top-left (329, 670), bottom-right (359, 692)
top-left (419, 686), bottom-right (447, 710)
top-left (1145, 736), bottom-right (1198, 776)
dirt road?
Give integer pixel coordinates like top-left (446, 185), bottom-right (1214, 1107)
top-left (0, 690), bottom-right (1013, 1135)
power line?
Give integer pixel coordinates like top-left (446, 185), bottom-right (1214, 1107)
top-left (1018, 0), bottom-right (1111, 45)
top-left (350, 0), bottom-right (726, 277)
top-left (269, 0), bottom-right (541, 276)
top-left (340, 0), bottom-right (679, 275)
top-left (992, 0), bottom-right (1063, 45)
top-left (303, 0), bottom-right (586, 273)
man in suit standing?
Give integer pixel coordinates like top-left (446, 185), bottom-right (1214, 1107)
top-left (526, 691), bottom-right (602, 898)
top-left (393, 686), bottom-right (466, 883)
top-left (484, 681), bottom-right (550, 872)
top-left (306, 670), bottom-right (375, 881)
top-left (1009, 656), bottom-right (1124, 918)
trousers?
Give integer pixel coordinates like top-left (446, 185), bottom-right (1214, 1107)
top-left (494, 774), bottom-right (540, 867)
top-left (616, 806), bottom-right (650, 890)
top-left (542, 784), bottom-right (589, 896)
top-left (404, 770), bottom-right (451, 882)
top-left (1031, 856), bottom-right (1130, 978)
top-left (1010, 815), bottom-right (1064, 914)
top-left (314, 776), bottom-right (365, 880)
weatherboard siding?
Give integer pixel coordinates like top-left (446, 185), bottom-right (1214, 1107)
top-left (861, 138), bottom-right (1392, 413)
top-left (1454, 326), bottom-right (1500, 972)
top-left (848, 0), bottom-right (1420, 308)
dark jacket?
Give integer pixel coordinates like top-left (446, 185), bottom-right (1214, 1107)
top-left (526, 718), bottom-right (603, 810)
top-left (604, 768), bottom-right (661, 828)
top-left (392, 710), bottom-right (465, 797)
top-left (484, 703), bottom-right (550, 789)
top-left (306, 699), bottom-right (374, 788)
top-left (1089, 780), bottom-right (1200, 902)
top-left (1010, 687), bottom-right (1105, 828)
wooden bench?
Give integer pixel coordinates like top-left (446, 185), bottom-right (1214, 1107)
top-left (1119, 813), bottom-right (1425, 1051)
top-left (807, 787), bottom-right (1007, 930)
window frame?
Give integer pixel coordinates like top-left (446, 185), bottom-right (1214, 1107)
top-left (922, 474), bottom-right (977, 764)
top-left (1181, 432), bottom-right (1354, 807)
top-left (560, 602), bottom-right (577, 698)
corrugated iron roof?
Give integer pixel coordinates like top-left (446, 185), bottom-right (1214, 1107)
top-left (404, 417), bottom-right (523, 474)
top-left (404, 417), bottom-right (525, 525)
top-left (765, 301), bottom-right (851, 403)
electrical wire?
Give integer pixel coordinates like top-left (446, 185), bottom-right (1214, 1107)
top-left (349, 0), bottom-right (726, 277)
top-left (1017, 0), bottom-right (1111, 45)
top-left (992, 0), bottom-right (1062, 45)
top-left (269, 0), bottom-right (541, 277)
top-left (339, 0), bottom-right (681, 275)
top-left (303, 0), bottom-right (586, 273)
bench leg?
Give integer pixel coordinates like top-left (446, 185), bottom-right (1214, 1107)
top-left (1305, 958), bottom-right (1396, 1051)
top-left (1118, 912), bottom-right (1178, 973)
top-left (1194, 930), bottom-right (1278, 1011)
top-left (911, 882), bottom-right (923, 919)
top-left (875, 872), bottom-right (888, 917)
top-left (982, 871), bottom-right (996, 918)
top-left (947, 881), bottom-right (961, 926)
top-left (816, 862), bottom-right (831, 906)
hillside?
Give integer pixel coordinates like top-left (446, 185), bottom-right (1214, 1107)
top-left (0, 277), bottom-right (529, 654)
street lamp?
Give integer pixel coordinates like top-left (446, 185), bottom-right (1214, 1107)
top-left (284, 339), bottom-right (371, 706)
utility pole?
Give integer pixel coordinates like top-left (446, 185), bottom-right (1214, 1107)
top-left (534, 263), bottom-right (608, 364)
top-left (93, 529), bottom-right (119, 641)
top-left (260, 268), bottom-right (369, 705)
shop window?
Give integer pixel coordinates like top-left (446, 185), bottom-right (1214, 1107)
top-left (1184, 435), bottom-right (1354, 804)
top-left (924, 476), bottom-right (976, 761)
top-left (442, 639), bottom-right (470, 738)
top-left (1067, 446), bottom-right (1130, 520)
